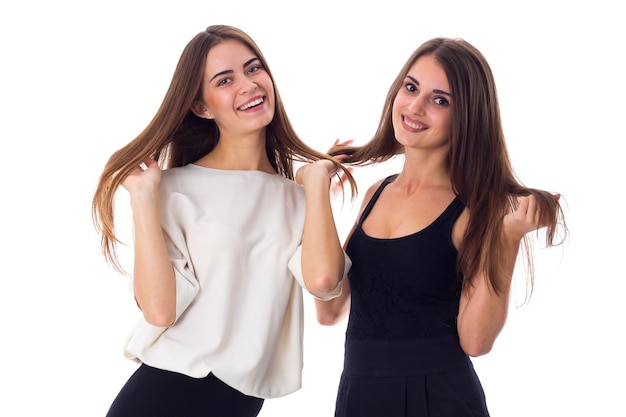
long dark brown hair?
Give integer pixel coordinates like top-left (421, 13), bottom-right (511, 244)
top-left (93, 25), bottom-right (356, 273)
top-left (331, 37), bottom-right (567, 297)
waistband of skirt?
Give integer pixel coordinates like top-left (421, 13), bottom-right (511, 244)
top-left (342, 335), bottom-right (470, 377)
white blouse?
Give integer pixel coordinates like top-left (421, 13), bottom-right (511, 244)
top-left (122, 164), bottom-right (347, 398)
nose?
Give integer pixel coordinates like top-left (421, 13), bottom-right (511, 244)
top-left (239, 78), bottom-right (258, 94)
top-left (407, 95), bottom-right (426, 116)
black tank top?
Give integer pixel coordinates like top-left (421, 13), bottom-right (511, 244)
top-left (345, 175), bottom-right (466, 341)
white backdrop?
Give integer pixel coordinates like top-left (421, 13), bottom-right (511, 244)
top-left (1, 0), bottom-right (624, 415)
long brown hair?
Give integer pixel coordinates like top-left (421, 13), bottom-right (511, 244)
top-left (331, 37), bottom-right (567, 297)
top-left (93, 25), bottom-right (356, 273)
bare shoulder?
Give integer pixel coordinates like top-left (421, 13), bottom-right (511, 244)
top-left (361, 178), bottom-right (386, 207)
top-left (366, 178), bottom-right (386, 194)
top-left (347, 178), bottom-right (387, 230)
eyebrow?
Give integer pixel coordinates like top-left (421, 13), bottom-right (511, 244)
top-left (209, 57), bottom-right (260, 83)
top-left (406, 75), bottom-right (452, 97)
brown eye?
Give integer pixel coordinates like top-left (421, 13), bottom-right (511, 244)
top-left (216, 77), bottom-right (231, 87)
top-left (248, 64), bottom-right (262, 74)
top-left (405, 82), bottom-right (417, 93)
top-left (434, 97), bottom-right (449, 106)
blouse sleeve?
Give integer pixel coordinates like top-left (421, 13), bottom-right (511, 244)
top-left (287, 244), bottom-right (351, 301)
top-left (157, 179), bottom-right (201, 325)
top-left (123, 202), bottom-right (201, 358)
top-left (163, 230), bottom-right (201, 323)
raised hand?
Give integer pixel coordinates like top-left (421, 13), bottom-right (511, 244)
top-left (122, 158), bottom-right (162, 195)
top-left (503, 194), bottom-right (559, 241)
top-left (295, 159), bottom-right (338, 187)
top-left (328, 154), bottom-right (353, 201)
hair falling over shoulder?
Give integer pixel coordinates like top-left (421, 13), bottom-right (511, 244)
top-left (330, 37), bottom-right (568, 300)
top-left (92, 25), bottom-right (356, 274)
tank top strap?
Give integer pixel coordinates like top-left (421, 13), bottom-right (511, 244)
top-left (358, 174), bottom-right (399, 227)
top-left (440, 195), bottom-right (466, 225)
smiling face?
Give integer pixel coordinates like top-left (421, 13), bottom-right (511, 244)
top-left (193, 39), bottom-right (275, 139)
top-left (392, 54), bottom-right (453, 153)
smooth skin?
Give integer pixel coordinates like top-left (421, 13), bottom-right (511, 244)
top-left (316, 54), bottom-right (551, 357)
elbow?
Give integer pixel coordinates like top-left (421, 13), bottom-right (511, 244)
top-left (301, 251), bottom-right (347, 299)
top-left (307, 275), bottom-right (342, 300)
top-left (459, 334), bottom-right (495, 357)
top-left (462, 342), bottom-right (493, 358)
top-left (139, 301), bottom-right (176, 327)
top-left (143, 311), bottom-right (176, 327)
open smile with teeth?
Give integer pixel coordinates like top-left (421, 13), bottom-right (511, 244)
top-left (403, 115), bottom-right (427, 130)
top-left (238, 97), bottom-right (264, 111)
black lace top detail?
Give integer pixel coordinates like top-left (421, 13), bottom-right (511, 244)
top-left (345, 175), bottom-right (466, 340)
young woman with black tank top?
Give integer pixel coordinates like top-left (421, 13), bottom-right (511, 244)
top-left (318, 38), bottom-right (568, 417)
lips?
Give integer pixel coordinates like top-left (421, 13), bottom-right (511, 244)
top-left (402, 115), bottom-right (428, 131)
top-left (238, 96), bottom-right (264, 111)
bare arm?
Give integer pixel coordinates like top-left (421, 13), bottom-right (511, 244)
top-left (123, 158), bottom-right (176, 327)
top-left (296, 159), bottom-right (348, 298)
top-left (313, 180), bottom-right (381, 326)
top-left (456, 195), bottom-right (544, 356)
top-left (313, 234), bottom-right (353, 326)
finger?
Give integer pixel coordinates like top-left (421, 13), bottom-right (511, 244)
top-left (517, 196), bottom-right (530, 216)
top-left (144, 157), bottom-right (159, 168)
top-left (526, 195), bottom-right (541, 224)
top-left (332, 139), bottom-right (354, 147)
top-left (526, 194), bottom-right (537, 216)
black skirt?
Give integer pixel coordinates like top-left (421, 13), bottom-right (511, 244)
top-left (105, 364), bottom-right (264, 417)
top-left (334, 335), bottom-right (490, 417)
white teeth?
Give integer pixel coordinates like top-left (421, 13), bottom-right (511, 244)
top-left (239, 98), bottom-right (263, 110)
top-left (406, 121), bottom-right (425, 130)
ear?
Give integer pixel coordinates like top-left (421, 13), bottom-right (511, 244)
top-left (191, 101), bottom-right (214, 119)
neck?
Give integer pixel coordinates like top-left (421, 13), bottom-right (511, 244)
top-left (195, 135), bottom-right (275, 173)
top-left (395, 151), bottom-right (451, 193)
